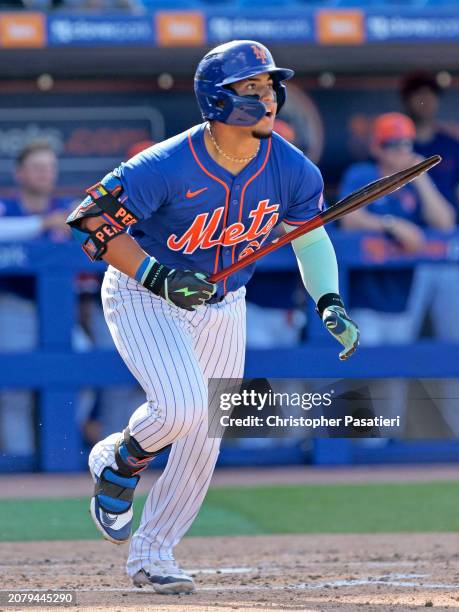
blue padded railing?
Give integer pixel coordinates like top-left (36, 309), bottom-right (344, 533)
top-left (0, 230), bottom-right (458, 471)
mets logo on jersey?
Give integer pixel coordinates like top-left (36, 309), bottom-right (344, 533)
top-left (251, 45), bottom-right (268, 64)
top-left (167, 199), bottom-right (279, 256)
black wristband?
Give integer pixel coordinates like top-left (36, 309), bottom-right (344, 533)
top-left (316, 293), bottom-right (345, 317)
top-left (142, 261), bottom-right (170, 295)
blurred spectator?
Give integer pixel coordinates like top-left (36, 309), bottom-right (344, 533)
top-left (340, 112), bottom-right (458, 442)
top-left (0, 142), bottom-right (70, 243)
top-left (0, 141), bottom-right (84, 456)
top-left (339, 112), bottom-right (455, 345)
top-left (400, 72), bottom-right (459, 214)
top-left (272, 118), bottom-right (297, 144)
top-left (400, 73), bottom-right (459, 355)
top-left (126, 140), bottom-right (155, 160)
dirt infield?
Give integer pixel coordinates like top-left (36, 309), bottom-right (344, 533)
top-left (3, 533), bottom-right (459, 611)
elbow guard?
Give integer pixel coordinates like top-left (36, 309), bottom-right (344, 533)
top-left (66, 172), bottom-right (139, 261)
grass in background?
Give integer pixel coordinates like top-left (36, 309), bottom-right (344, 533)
top-left (1, 481), bottom-right (458, 542)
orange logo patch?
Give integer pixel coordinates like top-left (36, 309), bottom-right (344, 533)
top-left (251, 45), bottom-right (268, 64)
top-left (186, 187), bottom-right (208, 199)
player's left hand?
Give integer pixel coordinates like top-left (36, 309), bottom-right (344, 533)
top-left (322, 305), bottom-right (360, 361)
top-left (163, 269), bottom-right (217, 311)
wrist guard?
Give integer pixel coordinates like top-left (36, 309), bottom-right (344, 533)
top-left (141, 260), bottom-right (171, 295)
top-left (316, 293), bottom-right (345, 317)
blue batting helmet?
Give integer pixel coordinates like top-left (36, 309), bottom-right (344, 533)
top-left (194, 40), bottom-right (294, 127)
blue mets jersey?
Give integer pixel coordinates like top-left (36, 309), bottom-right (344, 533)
top-left (114, 123), bottom-right (324, 298)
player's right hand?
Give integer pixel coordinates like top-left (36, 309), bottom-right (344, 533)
top-left (160, 269), bottom-right (217, 311)
top-left (322, 305), bottom-right (360, 361)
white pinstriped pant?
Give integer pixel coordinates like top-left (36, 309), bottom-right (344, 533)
top-left (97, 266), bottom-right (246, 575)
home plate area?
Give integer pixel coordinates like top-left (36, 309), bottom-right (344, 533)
top-left (3, 533), bottom-right (459, 610)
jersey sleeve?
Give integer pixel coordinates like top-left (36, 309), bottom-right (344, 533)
top-left (283, 156), bottom-right (324, 226)
top-left (114, 153), bottom-right (169, 220)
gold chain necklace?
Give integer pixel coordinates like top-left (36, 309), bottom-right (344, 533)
top-left (206, 123), bottom-right (260, 164)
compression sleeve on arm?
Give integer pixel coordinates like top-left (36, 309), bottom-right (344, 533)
top-left (0, 216), bottom-right (43, 241)
top-left (283, 223), bottom-right (339, 303)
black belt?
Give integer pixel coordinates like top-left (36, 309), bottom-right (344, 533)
top-left (207, 294), bottom-right (225, 304)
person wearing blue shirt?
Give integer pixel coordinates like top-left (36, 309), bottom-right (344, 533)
top-left (399, 73), bottom-right (459, 352)
top-left (0, 141), bottom-right (148, 457)
top-left (66, 41), bottom-right (360, 593)
top-left (401, 72), bottom-right (459, 214)
top-left (339, 112), bottom-right (455, 344)
top-left (0, 141), bottom-right (73, 457)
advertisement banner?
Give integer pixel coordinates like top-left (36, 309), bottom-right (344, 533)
top-left (207, 12), bottom-right (314, 43)
top-left (48, 14), bottom-right (155, 46)
top-left (366, 11), bottom-right (459, 42)
top-left (0, 106), bottom-right (164, 190)
top-left (3, 9), bottom-right (459, 49)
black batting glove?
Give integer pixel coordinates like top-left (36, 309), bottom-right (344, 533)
top-left (142, 261), bottom-right (216, 311)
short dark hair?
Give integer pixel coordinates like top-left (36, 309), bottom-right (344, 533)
top-left (400, 72), bottom-right (441, 101)
top-left (16, 140), bottom-right (55, 167)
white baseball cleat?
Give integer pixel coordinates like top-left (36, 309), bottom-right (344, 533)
top-left (88, 434), bottom-right (139, 544)
top-left (132, 561), bottom-right (196, 594)
top-left (89, 488), bottom-right (134, 544)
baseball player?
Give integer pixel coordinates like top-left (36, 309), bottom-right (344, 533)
top-left (66, 40), bottom-right (359, 594)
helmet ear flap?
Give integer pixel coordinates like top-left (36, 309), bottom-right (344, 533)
top-left (202, 88), bottom-right (234, 120)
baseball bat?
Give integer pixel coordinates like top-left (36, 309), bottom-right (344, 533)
top-left (209, 155), bottom-right (441, 284)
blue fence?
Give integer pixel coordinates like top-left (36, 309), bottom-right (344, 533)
top-left (1, 230), bottom-right (459, 472)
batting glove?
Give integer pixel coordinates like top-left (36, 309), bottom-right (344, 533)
top-left (317, 293), bottom-right (360, 361)
top-left (140, 258), bottom-right (216, 311)
top-left (162, 269), bottom-right (217, 310)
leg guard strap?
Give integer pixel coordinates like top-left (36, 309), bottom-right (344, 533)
top-left (95, 467), bottom-right (139, 514)
top-left (115, 428), bottom-right (171, 476)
